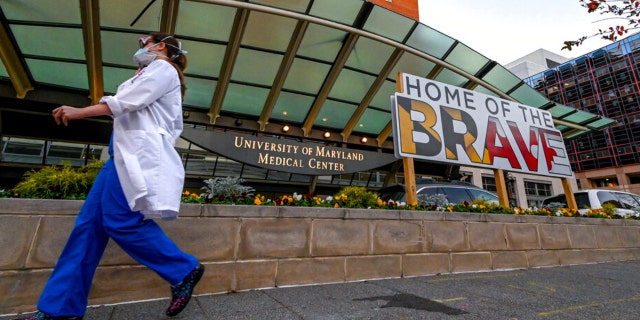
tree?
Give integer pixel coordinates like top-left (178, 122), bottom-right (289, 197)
top-left (563, 0), bottom-right (640, 50)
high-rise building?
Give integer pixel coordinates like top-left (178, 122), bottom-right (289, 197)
top-left (524, 33), bottom-right (640, 194)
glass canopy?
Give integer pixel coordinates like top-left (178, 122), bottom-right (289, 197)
top-left (0, 0), bottom-right (615, 148)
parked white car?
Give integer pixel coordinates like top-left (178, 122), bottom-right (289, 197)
top-left (542, 189), bottom-right (640, 218)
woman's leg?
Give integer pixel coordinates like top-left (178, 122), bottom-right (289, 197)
top-left (36, 164), bottom-right (111, 317)
top-left (100, 161), bottom-right (197, 285)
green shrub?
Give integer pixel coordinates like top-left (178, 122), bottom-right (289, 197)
top-left (601, 203), bottom-right (617, 215)
top-left (333, 186), bottom-right (380, 208)
top-left (11, 160), bottom-right (104, 200)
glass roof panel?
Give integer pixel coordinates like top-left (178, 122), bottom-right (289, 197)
top-left (102, 31), bottom-right (142, 66)
top-left (27, 59), bottom-right (87, 90)
top-left (346, 37), bottom-right (394, 73)
top-left (315, 100), bottom-right (357, 128)
top-left (444, 43), bottom-right (489, 76)
top-left (0, 63), bottom-right (7, 77)
top-left (370, 80), bottom-right (397, 109)
top-left (587, 118), bottom-right (617, 128)
top-left (183, 77), bottom-right (217, 109)
top-left (11, 25), bottom-right (84, 60)
top-left (434, 69), bottom-right (468, 88)
top-left (271, 92), bottom-right (315, 123)
top-left (563, 110), bottom-right (598, 123)
top-left (231, 48), bottom-right (283, 86)
top-left (175, 2), bottom-right (236, 41)
top-left (1, 0), bottom-right (80, 23)
top-left (309, 0), bottom-right (363, 25)
top-left (249, 0), bottom-right (311, 13)
top-left (545, 104), bottom-right (575, 118)
top-left (473, 85), bottom-right (499, 97)
top-left (481, 65), bottom-right (520, 93)
top-left (222, 83), bottom-right (269, 116)
top-left (354, 108), bottom-right (391, 135)
top-left (180, 41), bottom-right (226, 78)
top-left (329, 69), bottom-right (376, 103)
top-left (283, 58), bottom-right (331, 94)
top-left (297, 23), bottom-right (346, 62)
top-left (389, 52), bottom-right (436, 80)
top-left (242, 12), bottom-right (297, 52)
top-left (509, 85), bottom-right (549, 108)
top-left (100, 0), bottom-right (161, 30)
top-left (103, 67), bottom-right (137, 94)
top-left (405, 24), bottom-right (455, 60)
top-left (363, 5), bottom-right (414, 43)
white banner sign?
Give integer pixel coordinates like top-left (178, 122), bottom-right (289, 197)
top-left (391, 73), bottom-right (572, 177)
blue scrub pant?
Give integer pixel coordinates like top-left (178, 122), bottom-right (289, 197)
top-left (37, 159), bottom-right (198, 317)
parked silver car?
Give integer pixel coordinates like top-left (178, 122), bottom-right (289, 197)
top-left (378, 179), bottom-right (499, 205)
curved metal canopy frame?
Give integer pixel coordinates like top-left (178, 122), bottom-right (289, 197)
top-left (0, 0), bottom-right (614, 150)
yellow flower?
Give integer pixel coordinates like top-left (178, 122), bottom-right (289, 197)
top-left (447, 206), bottom-right (453, 212)
top-left (334, 203), bottom-right (340, 208)
top-left (182, 190), bottom-right (190, 196)
top-left (254, 197), bottom-right (262, 205)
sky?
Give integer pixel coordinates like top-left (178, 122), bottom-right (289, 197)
top-left (418, 0), bottom-right (635, 65)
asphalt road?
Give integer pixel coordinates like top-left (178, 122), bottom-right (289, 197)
top-left (4, 260), bottom-right (640, 319)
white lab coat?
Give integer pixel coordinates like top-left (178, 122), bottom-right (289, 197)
top-left (100, 60), bottom-right (184, 220)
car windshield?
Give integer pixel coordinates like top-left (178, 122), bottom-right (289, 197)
top-left (597, 191), bottom-right (623, 208)
top-left (467, 189), bottom-right (499, 203)
top-left (441, 187), bottom-right (472, 204)
top-left (542, 195), bottom-right (567, 207)
top-left (615, 192), bottom-right (640, 210)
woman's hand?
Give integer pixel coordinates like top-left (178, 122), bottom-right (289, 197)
top-left (52, 105), bottom-right (83, 126)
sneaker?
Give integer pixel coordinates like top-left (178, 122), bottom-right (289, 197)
top-left (165, 263), bottom-right (205, 317)
top-left (13, 311), bottom-right (83, 320)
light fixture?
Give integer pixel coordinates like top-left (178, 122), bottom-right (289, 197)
top-left (323, 131), bottom-right (331, 138)
top-left (282, 125), bottom-right (290, 133)
top-left (360, 136), bottom-right (368, 143)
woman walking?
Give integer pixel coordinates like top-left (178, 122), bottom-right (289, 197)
top-left (15, 32), bottom-right (204, 320)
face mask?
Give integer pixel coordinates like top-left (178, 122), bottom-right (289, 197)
top-left (133, 43), bottom-right (163, 67)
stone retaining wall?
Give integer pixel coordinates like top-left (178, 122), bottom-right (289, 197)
top-left (2, 198), bottom-right (640, 314)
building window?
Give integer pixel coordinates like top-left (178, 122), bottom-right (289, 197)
top-left (524, 181), bottom-right (552, 197)
top-left (481, 175), bottom-right (497, 192)
top-left (590, 177), bottom-right (619, 187)
top-left (524, 180), bottom-right (553, 208)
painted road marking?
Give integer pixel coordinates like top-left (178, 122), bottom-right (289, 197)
top-left (538, 296), bottom-right (640, 317)
top-left (427, 272), bottom-right (524, 283)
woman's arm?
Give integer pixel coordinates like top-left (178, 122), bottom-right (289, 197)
top-left (52, 103), bottom-right (112, 126)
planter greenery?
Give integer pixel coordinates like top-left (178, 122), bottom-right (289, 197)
top-left (4, 162), bottom-right (638, 220)
top-left (10, 161), bottom-right (104, 200)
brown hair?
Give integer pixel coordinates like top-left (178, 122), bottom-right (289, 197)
top-left (149, 32), bottom-right (188, 99)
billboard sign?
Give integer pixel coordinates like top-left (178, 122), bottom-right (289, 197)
top-left (391, 73), bottom-right (572, 177)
